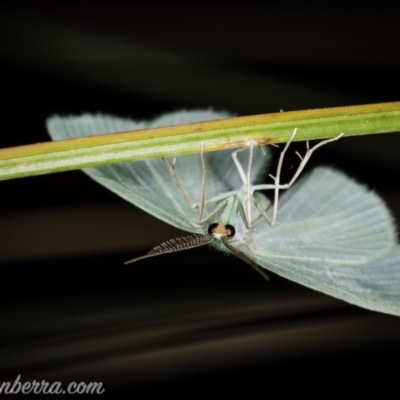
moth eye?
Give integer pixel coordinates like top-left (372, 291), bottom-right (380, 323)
top-left (226, 224), bottom-right (236, 237)
top-left (208, 223), bottom-right (219, 235)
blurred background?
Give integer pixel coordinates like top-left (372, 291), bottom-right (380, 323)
top-left (1, 0), bottom-right (400, 396)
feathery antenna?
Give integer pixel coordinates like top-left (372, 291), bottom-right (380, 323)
top-left (124, 234), bottom-right (214, 264)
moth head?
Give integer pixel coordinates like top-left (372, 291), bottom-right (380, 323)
top-left (208, 222), bottom-right (235, 239)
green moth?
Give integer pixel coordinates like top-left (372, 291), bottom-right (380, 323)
top-left (47, 110), bottom-right (400, 316)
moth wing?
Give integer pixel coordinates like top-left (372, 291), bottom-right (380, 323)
top-left (47, 111), bottom-right (270, 233)
top-left (234, 167), bottom-right (400, 316)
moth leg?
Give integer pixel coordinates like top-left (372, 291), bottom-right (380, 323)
top-left (162, 158), bottom-right (193, 207)
top-left (199, 141), bottom-right (207, 222)
top-left (285, 133), bottom-right (344, 189)
top-left (258, 144), bottom-right (268, 155)
top-left (251, 194), bottom-right (272, 226)
top-left (246, 144), bottom-right (253, 228)
top-left (197, 144), bottom-right (255, 225)
top-left (267, 128), bottom-right (298, 225)
top-left (200, 193), bottom-right (248, 228)
top-left (236, 197), bottom-right (250, 230)
top-left (252, 129), bottom-right (343, 225)
top-left (193, 190), bottom-right (238, 209)
top-left (199, 198), bottom-right (230, 225)
top-left (269, 131), bottom-right (343, 225)
top-left (246, 128), bottom-right (297, 226)
top-left (231, 144), bottom-right (254, 226)
top-left (222, 237), bottom-right (270, 281)
top-left (231, 147), bottom-right (249, 185)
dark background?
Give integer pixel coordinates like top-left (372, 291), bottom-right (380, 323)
top-left (1, 1), bottom-right (400, 396)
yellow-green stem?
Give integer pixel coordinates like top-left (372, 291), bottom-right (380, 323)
top-left (0, 102), bottom-right (399, 181)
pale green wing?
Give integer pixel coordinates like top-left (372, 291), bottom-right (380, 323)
top-left (47, 111), bottom-right (269, 234)
top-left (232, 167), bottom-right (400, 316)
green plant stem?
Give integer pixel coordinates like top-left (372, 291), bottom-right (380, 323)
top-left (1, 102), bottom-right (400, 181)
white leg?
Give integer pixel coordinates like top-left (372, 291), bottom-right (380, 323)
top-left (193, 146), bottom-right (249, 216)
top-left (246, 144), bottom-right (253, 228)
top-left (199, 198), bottom-right (230, 225)
top-left (286, 133), bottom-right (344, 188)
top-left (231, 148), bottom-right (249, 185)
top-left (253, 130), bottom-right (343, 226)
top-left (264, 128), bottom-right (297, 225)
top-left (236, 197), bottom-right (250, 229)
top-left (164, 144), bottom-right (235, 225)
top-left (162, 158), bottom-right (193, 207)
top-left (193, 190), bottom-right (239, 209)
top-left (199, 142), bottom-right (207, 222)
top-left (231, 145), bottom-right (255, 227)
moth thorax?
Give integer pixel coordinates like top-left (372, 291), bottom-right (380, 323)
top-left (208, 222), bottom-right (236, 239)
